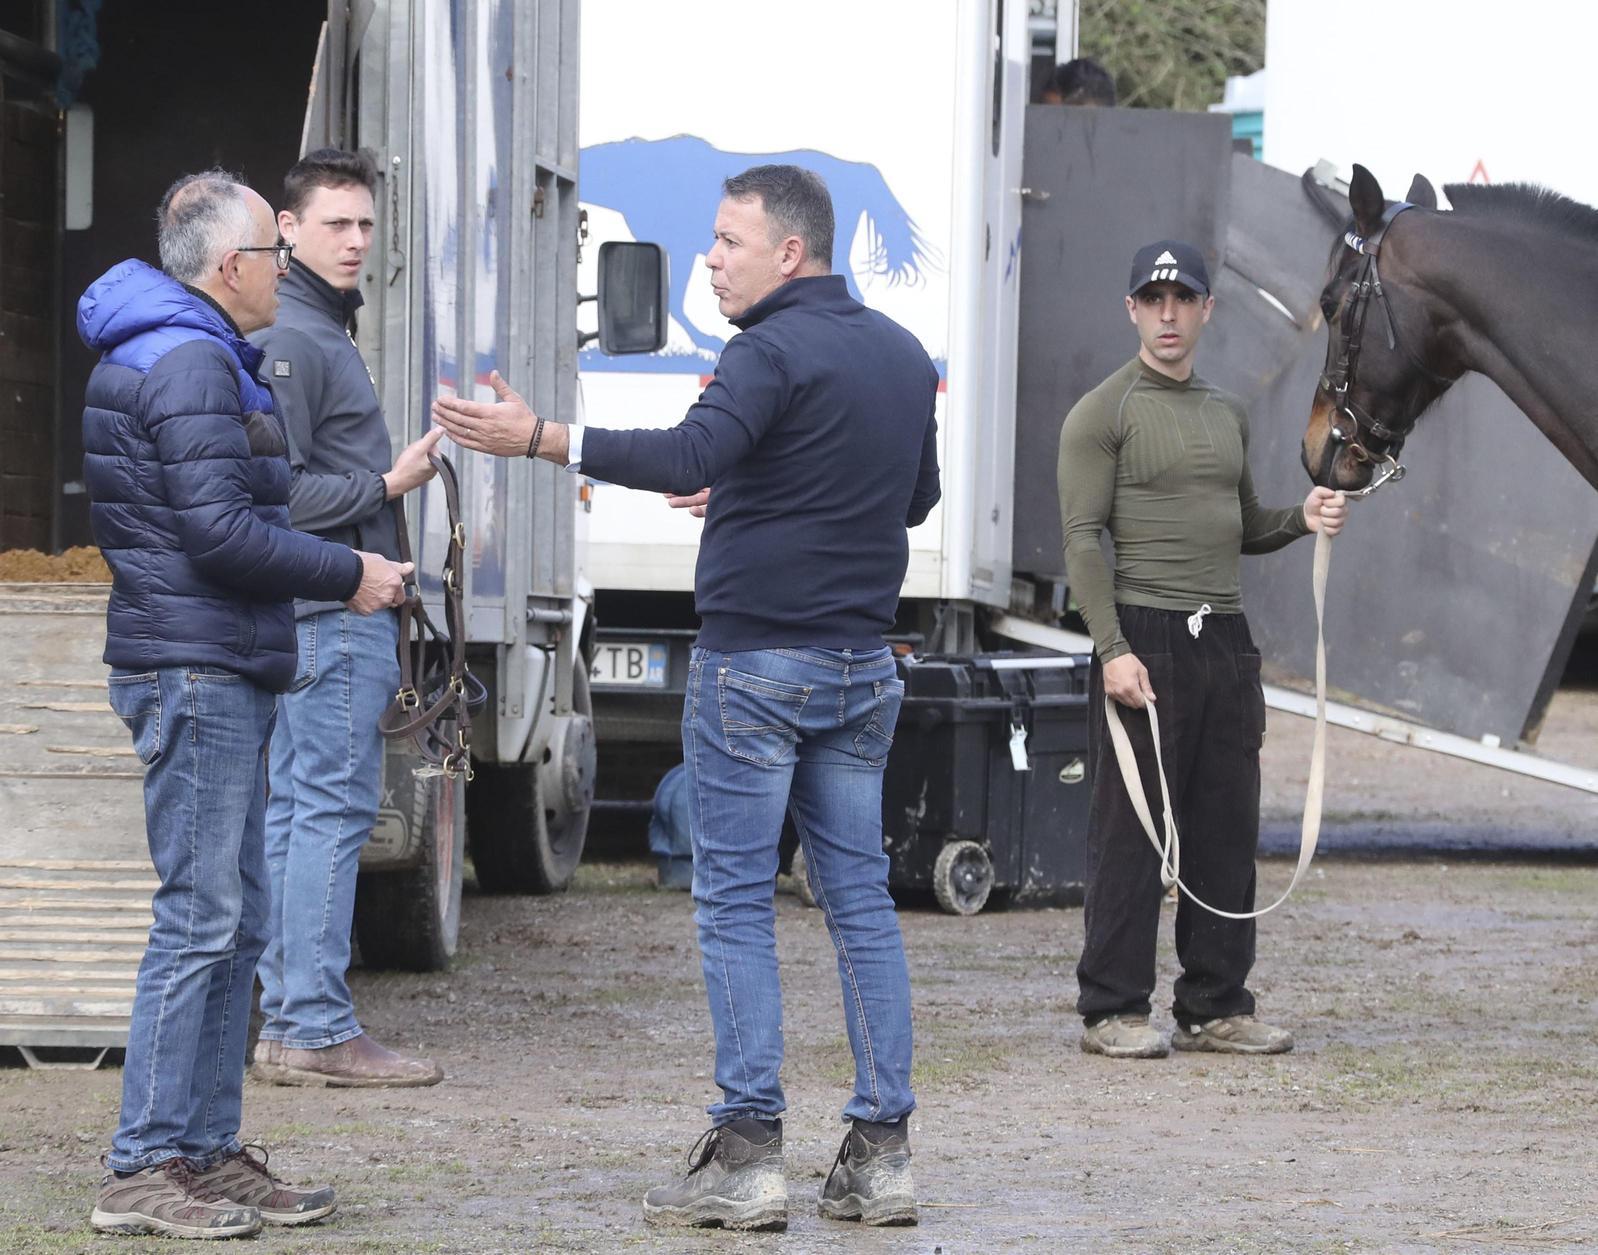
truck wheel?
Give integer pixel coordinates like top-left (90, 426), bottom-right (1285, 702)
top-left (932, 840), bottom-right (994, 916)
top-left (468, 662), bottom-right (594, 894)
top-left (353, 749), bottom-right (466, 971)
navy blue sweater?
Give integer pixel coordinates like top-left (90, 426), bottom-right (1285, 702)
top-left (581, 275), bottom-right (940, 651)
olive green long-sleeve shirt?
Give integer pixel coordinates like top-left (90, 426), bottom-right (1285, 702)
top-left (1057, 356), bottom-right (1309, 662)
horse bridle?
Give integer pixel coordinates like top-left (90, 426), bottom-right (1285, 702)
top-left (1320, 200), bottom-right (1452, 498)
top-left (378, 452), bottom-right (488, 778)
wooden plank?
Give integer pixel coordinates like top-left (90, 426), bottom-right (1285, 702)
top-left (15, 680), bottom-right (107, 688)
top-left (0, 897), bottom-right (156, 910)
top-left (0, 929), bottom-right (149, 942)
top-left (0, 770), bottom-right (144, 781)
top-left (0, 914), bottom-right (150, 927)
top-left (19, 701), bottom-right (114, 713)
top-left (0, 999), bottom-right (136, 1017)
top-left (44, 745), bottom-right (139, 757)
top-left (0, 878), bottom-right (157, 890)
top-left (0, 947), bottom-right (146, 962)
top-left (0, 859), bottom-right (153, 871)
top-left (0, 967), bottom-right (142, 980)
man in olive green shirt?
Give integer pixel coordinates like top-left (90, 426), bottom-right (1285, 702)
top-left (1057, 239), bottom-right (1346, 1059)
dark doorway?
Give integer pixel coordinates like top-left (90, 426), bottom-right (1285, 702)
top-left (54, 0), bottom-right (325, 547)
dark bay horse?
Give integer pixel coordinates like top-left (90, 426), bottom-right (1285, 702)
top-left (1302, 164), bottom-right (1598, 493)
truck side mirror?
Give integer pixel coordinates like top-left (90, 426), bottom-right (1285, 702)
top-left (596, 241), bottom-right (668, 355)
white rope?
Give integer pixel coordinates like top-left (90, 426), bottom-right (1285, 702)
top-left (1103, 530), bottom-right (1332, 920)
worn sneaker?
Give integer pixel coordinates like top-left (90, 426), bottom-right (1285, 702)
top-left (1081, 1014), bottom-right (1170, 1058)
top-left (91, 1157), bottom-right (262, 1239)
top-left (1172, 1014), bottom-right (1294, 1054)
top-left (818, 1116), bottom-right (918, 1227)
top-left (192, 1144), bottom-right (336, 1226)
top-left (642, 1118), bottom-right (788, 1231)
top-left (249, 1038), bottom-right (284, 1083)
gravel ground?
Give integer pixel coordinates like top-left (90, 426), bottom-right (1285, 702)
top-left (4, 692), bottom-right (1597, 1253)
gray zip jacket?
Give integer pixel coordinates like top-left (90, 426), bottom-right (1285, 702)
top-left (251, 261), bottom-right (401, 618)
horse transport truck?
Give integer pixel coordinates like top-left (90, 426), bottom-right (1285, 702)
top-left (578, 0), bottom-right (1598, 856)
top-left (0, 0), bottom-right (663, 1062)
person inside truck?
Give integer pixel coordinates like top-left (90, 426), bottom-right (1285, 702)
top-left (81, 169), bottom-right (409, 1238)
top-left (432, 163), bottom-right (940, 1231)
top-left (1039, 56), bottom-right (1117, 106)
top-left (246, 148), bottom-right (447, 1091)
top-left (1056, 238), bottom-right (1346, 1061)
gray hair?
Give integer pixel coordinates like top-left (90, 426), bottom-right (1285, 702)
top-left (156, 170), bottom-right (254, 283)
top-left (722, 165), bottom-right (834, 272)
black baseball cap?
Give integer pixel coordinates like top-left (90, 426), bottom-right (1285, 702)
top-left (1128, 239), bottom-right (1210, 297)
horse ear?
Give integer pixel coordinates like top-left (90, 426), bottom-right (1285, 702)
top-left (1349, 164), bottom-right (1385, 235)
top-left (1406, 173), bottom-right (1438, 210)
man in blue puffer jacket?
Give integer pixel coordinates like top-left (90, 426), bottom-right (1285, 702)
top-left (80, 169), bottom-right (409, 1240)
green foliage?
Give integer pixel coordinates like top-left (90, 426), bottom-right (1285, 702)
top-left (1078, 0), bottom-right (1267, 112)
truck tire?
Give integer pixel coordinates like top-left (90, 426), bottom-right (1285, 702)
top-left (468, 662), bottom-right (594, 894)
top-left (932, 840), bottom-right (994, 916)
top-left (353, 749), bottom-right (466, 972)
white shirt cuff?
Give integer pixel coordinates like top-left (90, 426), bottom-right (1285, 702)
top-left (563, 423), bottom-right (584, 473)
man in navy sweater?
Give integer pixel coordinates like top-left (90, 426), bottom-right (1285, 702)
top-left (435, 164), bottom-right (939, 1230)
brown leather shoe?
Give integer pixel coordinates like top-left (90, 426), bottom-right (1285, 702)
top-left (273, 1032), bottom-right (444, 1088)
top-left (249, 1039), bottom-right (285, 1083)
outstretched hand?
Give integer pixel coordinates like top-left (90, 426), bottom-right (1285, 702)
top-left (432, 371), bottom-right (538, 458)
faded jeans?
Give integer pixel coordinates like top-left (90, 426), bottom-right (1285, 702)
top-left (106, 666), bottom-right (275, 1172)
top-left (682, 645), bottom-right (915, 1127)
top-left (258, 608), bottom-right (398, 1049)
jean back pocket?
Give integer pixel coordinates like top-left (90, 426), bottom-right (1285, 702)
top-left (107, 672), bottom-right (162, 765)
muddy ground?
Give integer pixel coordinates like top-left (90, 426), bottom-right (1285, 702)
top-left (4, 689), bottom-right (1598, 1253)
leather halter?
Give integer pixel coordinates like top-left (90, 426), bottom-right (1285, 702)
top-left (1319, 200), bottom-right (1452, 496)
top-left (378, 452), bottom-right (488, 778)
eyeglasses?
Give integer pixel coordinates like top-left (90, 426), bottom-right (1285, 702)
top-left (229, 241), bottom-right (294, 272)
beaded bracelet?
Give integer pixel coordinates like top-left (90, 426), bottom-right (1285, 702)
top-left (525, 415), bottom-right (546, 460)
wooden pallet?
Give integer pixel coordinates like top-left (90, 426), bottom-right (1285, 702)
top-left (0, 584), bottom-right (153, 1061)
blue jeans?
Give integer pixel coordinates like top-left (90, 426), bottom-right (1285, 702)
top-left (683, 645), bottom-right (914, 1126)
top-left (107, 666), bottom-right (276, 1172)
top-left (259, 608), bottom-right (398, 1049)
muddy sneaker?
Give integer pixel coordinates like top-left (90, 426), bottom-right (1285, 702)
top-left (818, 1116), bottom-right (918, 1227)
top-left (274, 1032), bottom-right (443, 1088)
top-left (249, 1038), bottom-right (284, 1083)
top-left (192, 1144), bottom-right (336, 1226)
top-left (643, 1118), bottom-right (787, 1231)
top-left (91, 1157), bottom-right (262, 1239)
top-left (1172, 1014), bottom-right (1294, 1055)
top-left (1081, 1014), bottom-right (1169, 1058)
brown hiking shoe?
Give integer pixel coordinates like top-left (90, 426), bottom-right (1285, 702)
top-left (91, 1157), bottom-right (261, 1239)
top-left (1080, 1014), bottom-right (1169, 1058)
top-left (272, 1032), bottom-right (444, 1088)
top-left (1172, 1014), bottom-right (1294, 1055)
top-left (192, 1145), bottom-right (336, 1226)
top-left (249, 1038), bottom-right (284, 1083)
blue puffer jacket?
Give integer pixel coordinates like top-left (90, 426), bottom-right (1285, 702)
top-left (79, 260), bottom-right (362, 692)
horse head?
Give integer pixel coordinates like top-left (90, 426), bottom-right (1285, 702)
top-left (1303, 165), bottom-right (1462, 493)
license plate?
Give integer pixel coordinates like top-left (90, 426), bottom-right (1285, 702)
top-left (592, 640), bottom-right (668, 687)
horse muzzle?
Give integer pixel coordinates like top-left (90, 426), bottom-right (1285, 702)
top-left (1304, 388), bottom-right (1376, 491)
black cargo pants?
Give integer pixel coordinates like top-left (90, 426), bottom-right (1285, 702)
top-left (1075, 605), bottom-right (1267, 1027)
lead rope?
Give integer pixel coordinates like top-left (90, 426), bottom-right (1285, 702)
top-left (1104, 529), bottom-right (1332, 920)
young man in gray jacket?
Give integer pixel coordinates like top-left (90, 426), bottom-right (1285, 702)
top-left (249, 149), bottom-right (445, 1088)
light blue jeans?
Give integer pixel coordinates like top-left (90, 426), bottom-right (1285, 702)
top-left (258, 608), bottom-right (398, 1049)
top-left (107, 666), bottom-right (276, 1172)
top-left (683, 645), bottom-right (915, 1127)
